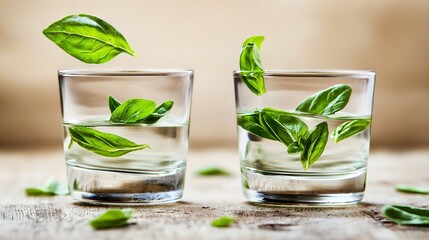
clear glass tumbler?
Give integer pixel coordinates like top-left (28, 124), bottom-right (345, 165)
top-left (59, 69), bottom-right (193, 205)
top-left (234, 70), bottom-right (375, 205)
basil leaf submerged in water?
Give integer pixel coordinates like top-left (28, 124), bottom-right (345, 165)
top-left (90, 209), bottom-right (134, 230)
top-left (381, 205), bottom-right (429, 226)
top-left (331, 119), bottom-right (371, 143)
top-left (211, 216), bottom-right (236, 228)
top-left (110, 98), bottom-right (156, 123)
top-left (260, 108), bottom-right (309, 146)
top-left (395, 185), bottom-right (429, 194)
top-left (300, 122), bottom-right (329, 170)
top-left (239, 36), bottom-right (266, 96)
top-left (237, 111), bottom-right (277, 141)
top-left (43, 14), bottom-right (137, 64)
top-left (68, 126), bottom-right (150, 157)
top-left (25, 178), bottom-right (69, 196)
top-left (296, 84), bottom-right (352, 115)
top-left (140, 100), bottom-right (174, 124)
top-left (109, 96), bottom-right (122, 113)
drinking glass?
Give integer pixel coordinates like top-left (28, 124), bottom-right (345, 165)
top-left (234, 70), bottom-right (375, 205)
top-left (59, 69), bottom-right (193, 205)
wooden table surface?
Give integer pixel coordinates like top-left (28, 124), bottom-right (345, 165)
top-left (1, 148), bottom-right (429, 240)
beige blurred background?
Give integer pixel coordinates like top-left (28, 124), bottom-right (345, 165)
top-left (0, 0), bottom-right (428, 150)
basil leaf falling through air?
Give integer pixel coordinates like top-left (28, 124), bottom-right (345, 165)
top-left (239, 36), bottom-right (266, 96)
top-left (43, 14), bottom-right (137, 64)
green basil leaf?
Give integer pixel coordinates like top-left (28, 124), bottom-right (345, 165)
top-left (90, 209), bottom-right (134, 230)
top-left (196, 167), bottom-right (230, 176)
top-left (381, 205), bottom-right (429, 226)
top-left (287, 142), bottom-right (302, 154)
top-left (239, 36), bottom-right (266, 96)
top-left (25, 178), bottom-right (69, 196)
top-left (211, 216), bottom-right (236, 228)
top-left (69, 126), bottom-right (150, 157)
top-left (300, 122), bottom-right (329, 170)
top-left (109, 96), bottom-right (122, 113)
top-left (242, 35), bottom-right (265, 49)
top-left (237, 111), bottom-right (277, 141)
top-left (43, 14), bottom-right (137, 64)
top-left (331, 119), bottom-right (371, 143)
top-left (140, 100), bottom-right (174, 124)
top-left (261, 108), bottom-right (309, 144)
top-left (110, 99), bottom-right (156, 123)
top-left (396, 185), bottom-right (429, 194)
top-left (296, 84), bottom-right (352, 115)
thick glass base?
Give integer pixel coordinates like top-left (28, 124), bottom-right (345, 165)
top-left (241, 166), bottom-right (366, 206)
top-left (67, 164), bottom-right (185, 206)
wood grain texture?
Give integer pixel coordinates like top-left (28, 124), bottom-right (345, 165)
top-left (1, 148), bottom-right (429, 239)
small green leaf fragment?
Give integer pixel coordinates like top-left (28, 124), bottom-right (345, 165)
top-left (331, 119), bottom-right (371, 143)
top-left (25, 178), bottom-right (69, 196)
top-left (300, 122), bottom-right (329, 170)
top-left (211, 216), bottom-right (236, 228)
top-left (109, 96), bottom-right (122, 113)
top-left (296, 84), bottom-right (352, 115)
top-left (43, 14), bottom-right (137, 64)
top-left (396, 185), bottom-right (429, 194)
top-left (196, 167), bottom-right (230, 176)
top-left (381, 205), bottom-right (429, 226)
top-left (68, 126), bottom-right (150, 157)
top-left (90, 209), bottom-right (134, 230)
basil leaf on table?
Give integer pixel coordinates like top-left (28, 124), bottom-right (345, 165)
top-left (381, 205), bottom-right (429, 226)
top-left (331, 119), bottom-right (371, 143)
top-left (300, 122), bottom-right (329, 170)
top-left (43, 14), bottom-right (137, 64)
top-left (296, 84), bottom-right (352, 115)
top-left (108, 96), bottom-right (122, 113)
top-left (25, 178), bottom-right (69, 196)
top-left (396, 185), bottom-right (429, 194)
top-left (110, 98), bottom-right (156, 123)
top-left (68, 126), bottom-right (150, 157)
top-left (90, 209), bottom-right (134, 230)
top-left (237, 111), bottom-right (277, 141)
top-left (196, 167), bottom-right (230, 176)
top-left (239, 36), bottom-right (266, 96)
top-left (211, 216), bottom-right (236, 228)
top-left (140, 100), bottom-right (174, 124)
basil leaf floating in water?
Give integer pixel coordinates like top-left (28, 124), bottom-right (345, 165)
top-left (140, 100), bottom-right (174, 124)
top-left (211, 216), bottom-right (236, 228)
top-left (90, 209), bottom-right (134, 230)
top-left (239, 36), bottom-right (266, 96)
top-left (331, 119), bottom-right (371, 143)
top-left (68, 126), bottom-right (150, 157)
top-left (395, 185), bottom-right (429, 194)
top-left (296, 84), bottom-right (352, 115)
top-left (43, 14), bottom-right (137, 64)
top-left (381, 205), bottom-right (429, 226)
top-left (25, 177), bottom-right (69, 196)
top-left (260, 108), bottom-right (309, 146)
top-left (108, 95), bottom-right (122, 113)
top-left (110, 98), bottom-right (156, 123)
top-left (237, 111), bottom-right (277, 141)
top-left (300, 122), bottom-right (329, 170)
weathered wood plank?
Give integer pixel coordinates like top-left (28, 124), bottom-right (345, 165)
top-left (0, 149), bottom-right (429, 239)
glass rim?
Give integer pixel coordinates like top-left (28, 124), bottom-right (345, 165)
top-left (58, 69), bottom-right (193, 77)
top-left (233, 69), bottom-right (375, 78)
